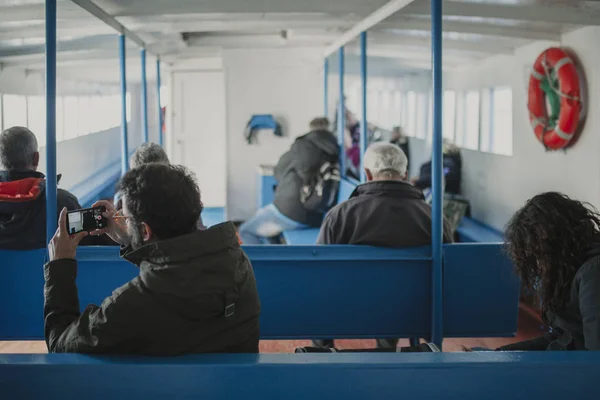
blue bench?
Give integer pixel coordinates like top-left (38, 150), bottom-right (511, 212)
top-left (0, 243), bottom-right (519, 341)
top-left (0, 352), bottom-right (599, 399)
top-left (456, 217), bottom-right (504, 243)
top-left (282, 178), bottom-right (358, 245)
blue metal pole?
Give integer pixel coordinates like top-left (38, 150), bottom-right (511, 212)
top-left (431, 0), bottom-right (444, 348)
top-left (45, 0), bottom-right (57, 243)
top-left (359, 32), bottom-right (368, 183)
top-left (119, 34), bottom-right (129, 175)
top-left (338, 47), bottom-right (346, 177)
top-left (141, 48), bottom-right (149, 143)
top-left (156, 59), bottom-right (163, 148)
top-left (324, 58), bottom-right (329, 118)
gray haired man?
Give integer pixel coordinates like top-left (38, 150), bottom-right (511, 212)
top-left (315, 142), bottom-right (453, 349)
top-left (0, 126), bottom-right (83, 249)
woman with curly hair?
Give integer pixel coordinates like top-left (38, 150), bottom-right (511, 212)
top-left (499, 192), bottom-right (600, 350)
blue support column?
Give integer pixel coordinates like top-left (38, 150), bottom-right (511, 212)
top-left (156, 59), bottom-right (163, 148)
top-left (45, 0), bottom-right (57, 243)
top-left (324, 59), bottom-right (329, 118)
top-left (119, 35), bottom-right (129, 175)
top-left (141, 48), bottom-right (149, 143)
top-left (359, 32), bottom-right (368, 183)
top-left (430, 0), bottom-right (444, 348)
top-left (338, 47), bottom-right (346, 177)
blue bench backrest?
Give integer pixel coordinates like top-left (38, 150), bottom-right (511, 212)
top-left (1, 353), bottom-right (599, 399)
top-left (337, 178), bottom-right (356, 203)
top-left (0, 243), bottom-right (519, 340)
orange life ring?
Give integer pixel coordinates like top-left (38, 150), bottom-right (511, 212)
top-left (527, 47), bottom-right (584, 150)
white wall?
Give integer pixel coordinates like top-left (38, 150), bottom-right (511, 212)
top-left (223, 47), bottom-right (325, 220)
top-left (440, 26), bottom-right (600, 230)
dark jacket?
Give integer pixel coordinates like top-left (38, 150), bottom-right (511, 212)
top-left (414, 153), bottom-right (462, 195)
top-left (273, 130), bottom-right (339, 227)
top-left (317, 180), bottom-right (453, 246)
top-left (0, 170), bottom-right (81, 250)
top-left (499, 249), bottom-right (600, 351)
top-left (44, 222), bottom-right (261, 355)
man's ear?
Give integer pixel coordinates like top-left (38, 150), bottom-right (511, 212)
top-left (32, 152), bottom-right (40, 169)
top-left (365, 168), bottom-right (373, 182)
top-left (142, 222), bottom-right (153, 242)
top-left (402, 172), bottom-right (408, 181)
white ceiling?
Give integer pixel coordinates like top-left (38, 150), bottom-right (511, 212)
top-left (1, 0), bottom-right (600, 84)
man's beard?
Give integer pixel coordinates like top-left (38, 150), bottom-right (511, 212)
top-left (130, 224), bottom-right (145, 250)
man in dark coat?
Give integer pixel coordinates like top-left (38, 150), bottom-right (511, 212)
top-left (44, 164), bottom-right (260, 355)
top-left (0, 126), bottom-right (93, 250)
top-left (315, 142), bottom-right (452, 349)
top-left (238, 117), bottom-right (339, 244)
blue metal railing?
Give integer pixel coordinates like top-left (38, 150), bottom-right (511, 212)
top-left (141, 48), bottom-right (149, 143)
top-left (359, 31), bottom-right (368, 183)
top-left (45, 0), bottom-right (57, 243)
top-left (119, 34), bottom-right (129, 176)
top-left (156, 59), bottom-right (163, 148)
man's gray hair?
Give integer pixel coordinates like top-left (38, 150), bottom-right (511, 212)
top-left (309, 117), bottom-right (330, 132)
top-left (363, 142), bottom-right (408, 179)
top-left (0, 126), bottom-right (39, 170)
top-left (130, 142), bottom-right (169, 169)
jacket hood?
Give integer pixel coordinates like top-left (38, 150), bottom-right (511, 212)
top-left (303, 130), bottom-right (340, 157)
top-left (0, 170), bottom-right (48, 236)
top-left (122, 221), bottom-right (243, 297)
top-left (350, 180), bottom-right (424, 201)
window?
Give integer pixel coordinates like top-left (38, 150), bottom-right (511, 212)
top-left (77, 96), bottom-right (91, 137)
top-left (380, 91), bottom-right (392, 129)
top-left (416, 92), bottom-right (428, 139)
top-left (479, 89), bottom-right (492, 152)
top-left (454, 93), bottom-right (466, 147)
top-left (0, 95), bottom-right (3, 131)
top-left (464, 91), bottom-right (480, 150)
top-left (367, 89), bottom-right (378, 128)
top-left (27, 96), bottom-right (46, 147)
top-left (443, 91), bottom-right (456, 141)
top-left (63, 96), bottom-right (79, 140)
top-left (2, 94), bottom-right (27, 128)
top-left (392, 91), bottom-right (402, 128)
top-left (491, 87), bottom-right (513, 156)
top-left (56, 97), bottom-right (65, 142)
top-left (406, 91), bottom-right (417, 137)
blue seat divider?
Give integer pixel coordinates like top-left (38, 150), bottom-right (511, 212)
top-left (443, 243), bottom-right (520, 337)
top-left (0, 243), bottom-right (518, 340)
top-left (456, 217), bottom-right (504, 243)
top-left (283, 178), bottom-right (358, 245)
top-left (1, 352), bottom-right (600, 399)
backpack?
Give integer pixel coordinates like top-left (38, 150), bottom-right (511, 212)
top-left (300, 161), bottom-right (340, 213)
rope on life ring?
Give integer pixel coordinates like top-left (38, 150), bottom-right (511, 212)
top-left (527, 47), bottom-right (585, 151)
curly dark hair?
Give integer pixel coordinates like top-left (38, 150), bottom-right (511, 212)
top-left (505, 192), bottom-right (600, 317)
top-left (117, 163), bottom-right (203, 241)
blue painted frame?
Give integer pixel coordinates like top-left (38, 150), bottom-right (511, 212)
top-left (119, 34), bottom-right (129, 175)
top-left (45, 0), bottom-right (57, 243)
top-left (156, 59), bottom-right (163, 147)
top-left (324, 58), bottom-right (329, 118)
top-left (337, 47), bottom-right (346, 177)
top-left (359, 31), bottom-right (368, 183)
top-left (430, 0), bottom-right (444, 347)
top-left (141, 48), bottom-right (149, 143)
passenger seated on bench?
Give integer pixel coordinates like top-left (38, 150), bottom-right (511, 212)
top-left (0, 126), bottom-right (100, 249)
top-left (45, 164), bottom-right (260, 355)
top-left (238, 117), bottom-right (339, 244)
top-left (498, 192), bottom-right (600, 351)
top-left (411, 139), bottom-right (462, 195)
top-left (115, 143), bottom-right (207, 230)
top-left (315, 143), bottom-right (452, 350)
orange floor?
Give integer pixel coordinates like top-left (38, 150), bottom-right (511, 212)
top-left (0, 303), bottom-right (545, 354)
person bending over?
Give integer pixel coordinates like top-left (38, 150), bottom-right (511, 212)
top-left (44, 164), bottom-right (260, 355)
top-left (315, 143), bottom-right (452, 349)
top-left (238, 117), bottom-right (339, 244)
top-left (0, 126), bottom-right (100, 249)
top-left (498, 192), bottom-right (600, 351)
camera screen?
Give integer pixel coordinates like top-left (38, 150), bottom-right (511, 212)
top-left (67, 207), bottom-right (106, 234)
